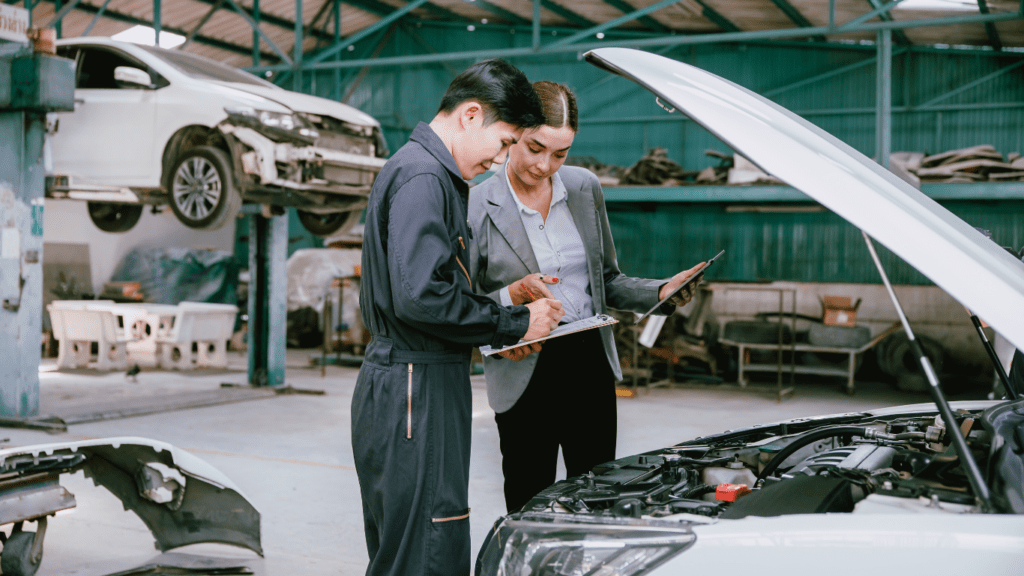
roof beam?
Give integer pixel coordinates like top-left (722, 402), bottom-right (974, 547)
top-left (180, 0), bottom-right (224, 50)
top-left (977, 0), bottom-right (1003, 51)
top-left (340, 0), bottom-right (391, 16)
top-left (43, 0), bottom-right (81, 26)
top-left (539, 0), bottom-right (596, 28)
top-left (223, 0), bottom-right (291, 64)
top-left (549, 0), bottom-right (687, 47)
top-left (471, 0), bottom-right (531, 25)
top-left (839, 0), bottom-right (913, 44)
top-left (246, 10), bottom-right (1024, 73)
top-left (601, 0), bottom-right (669, 32)
top-left (32, 0), bottom-right (281, 61)
top-left (691, 0), bottom-right (740, 32)
top-left (768, 0), bottom-right (827, 41)
top-left (305, 0), bottom-right (431, 65)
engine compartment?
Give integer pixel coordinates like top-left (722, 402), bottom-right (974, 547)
top-left (516, 405), bottom-right (1022, 522)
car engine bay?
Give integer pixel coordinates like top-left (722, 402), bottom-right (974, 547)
top-left (514, 402), bottom-right (1024, 523)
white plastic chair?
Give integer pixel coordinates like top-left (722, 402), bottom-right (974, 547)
top-left (48, 300), bottom-right (115, 369)
top-left (51, 305), bottom-right (132, 370)
top-left (156, 302), bottom-right (238, 370)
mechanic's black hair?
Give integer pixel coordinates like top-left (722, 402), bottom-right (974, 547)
top-left (437, 59), bottom-right (544, 129)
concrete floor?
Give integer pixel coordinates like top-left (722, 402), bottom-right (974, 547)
top-left (1, 349), bottom-right (986, 575)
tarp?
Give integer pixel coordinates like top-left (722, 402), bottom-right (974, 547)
top-left (111, 247), bottom-right (239, 305)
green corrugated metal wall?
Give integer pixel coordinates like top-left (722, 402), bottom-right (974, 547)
top-left (605, 200), bottom-right (1024, 283)
top-left (281, 23), bottom-right (1024, 285)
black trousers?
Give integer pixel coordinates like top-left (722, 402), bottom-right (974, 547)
top-left (352, 338), bottom-right (473, 576)
top-left (494, 329), bottom-right (617, 513)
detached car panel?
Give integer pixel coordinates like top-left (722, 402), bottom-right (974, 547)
top-left (48, 38), bottom-right (387, 236)
top-left (476, 48), bottom-right (1024, 576)
top-left (0, 436), bottom-right (261, 562)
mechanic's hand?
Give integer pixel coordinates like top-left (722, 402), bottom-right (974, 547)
top-left (508, 273), bottom-right (559, 305)
top-left (523, 298), bottom-right (564, 341)
top-left (497, 342), bottom-right (542, 362)
top-left (659, 263), bottom-right (706, 307)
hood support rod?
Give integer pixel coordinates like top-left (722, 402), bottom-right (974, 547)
top-left (861, 230), bottom-right (993, 512)
top-left (966, 311), bottom-right (1018, 400)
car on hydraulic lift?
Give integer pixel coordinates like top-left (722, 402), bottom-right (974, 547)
top-left (49, 37), bottom-right (388, 236)
top-left (475, 48), bottom-right (1024, 576)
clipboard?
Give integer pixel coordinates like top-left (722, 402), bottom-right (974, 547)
top-left (480, 314), bottom-right (619, 357)
top-left (634, 249), bottom-right (724, 325)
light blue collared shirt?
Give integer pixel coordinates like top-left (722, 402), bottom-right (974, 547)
top-left (499, 163), bottom-right (593, 322)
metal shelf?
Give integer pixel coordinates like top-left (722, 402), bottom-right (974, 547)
top-left (602, 182), bottom-right (1024, 203)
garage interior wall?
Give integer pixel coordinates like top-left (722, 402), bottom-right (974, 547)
top-left (281, 24), bottom-right (1024, 284)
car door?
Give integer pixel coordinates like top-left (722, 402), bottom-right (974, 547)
top-left (51, 45), bottom-right (160, 188)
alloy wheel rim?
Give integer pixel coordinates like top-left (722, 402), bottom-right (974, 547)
top-left (172, 156), bottom-right (222, 221)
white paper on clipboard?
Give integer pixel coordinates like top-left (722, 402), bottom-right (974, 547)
top-left (480, 314), bottom-right (619, 357)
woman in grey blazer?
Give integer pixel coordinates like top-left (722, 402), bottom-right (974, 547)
top-left (467, 81), bottom-right (705, 512)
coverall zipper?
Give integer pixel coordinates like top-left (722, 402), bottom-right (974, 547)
top-left (407, 363), bottom-right (413, 439)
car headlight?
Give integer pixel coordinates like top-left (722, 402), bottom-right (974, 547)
top-left (225, 106), bottom-right (319, 139)
top-left (478, 519), bottom-right (694, 576)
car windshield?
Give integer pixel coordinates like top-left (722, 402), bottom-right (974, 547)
top-left (138, 45), bottom-right (275, 87)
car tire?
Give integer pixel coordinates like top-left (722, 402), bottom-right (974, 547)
top-left (877, 333), bottom-right (945, 392)
top-left (297, 209), bottom-right (362, 237)
top-left (166, 146), bottom-right (240, 230)
top-left (722, 320), bottom-right (792, 344)
top-left (807, 323), bottom-right (870, 348)
top-left (86, 202), bottom-right (143, 233)
top-left (1, 530), bottom-right (40, 576)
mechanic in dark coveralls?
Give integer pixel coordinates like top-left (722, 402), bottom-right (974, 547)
top-left (352, 60), bottom-right (565, 576)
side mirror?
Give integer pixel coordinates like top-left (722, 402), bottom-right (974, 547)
top-left (114, 66), bottom-right (153, 89)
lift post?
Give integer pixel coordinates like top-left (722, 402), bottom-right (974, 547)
top-left (0, 27), bottom-right (75, 417)
top-left (247, 211), bottom-right (287, 387)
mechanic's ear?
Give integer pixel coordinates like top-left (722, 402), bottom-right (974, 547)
top-left (459, 101), bottom-right (484, 128)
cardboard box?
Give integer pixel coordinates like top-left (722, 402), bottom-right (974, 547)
top-left (821, 295), bottom-right (861, 327)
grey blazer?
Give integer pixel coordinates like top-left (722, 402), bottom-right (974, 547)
top-left (468, 164), bottom-right (670, 413)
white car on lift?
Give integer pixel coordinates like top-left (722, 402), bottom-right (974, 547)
top-left (49, 37), bottom-right (388, 236)
top-left (476, 48), bottom-right (1024, 576)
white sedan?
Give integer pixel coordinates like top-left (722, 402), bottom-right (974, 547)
top-left (50, 38), bottom-right (387, 236)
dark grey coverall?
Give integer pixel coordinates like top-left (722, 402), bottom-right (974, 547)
top-left (353, 122), bottom-right (530, 576)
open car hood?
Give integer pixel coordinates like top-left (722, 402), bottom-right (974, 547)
top-left (0, 437), bottom-right (262, 555)
top-left (584, 48), bottom-right (1024, 353)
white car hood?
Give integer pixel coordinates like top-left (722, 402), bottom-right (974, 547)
top-left (585, 48), bottom-right (1024, 353)
top-left (216, 82), bottom-right (380, 127)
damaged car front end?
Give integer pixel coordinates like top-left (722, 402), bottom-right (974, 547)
top-left (0, 437), bottom-right (260, 575)
top-left (50, 38), bottom-right (388, 236)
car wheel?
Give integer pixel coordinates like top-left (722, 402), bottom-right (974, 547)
top-left (297, 209), bottom-right (362, 237)
top-left (1, 530), bottom-right (41, 576)
top-left (167, 146), bottom-right (240, 230)
top-left (86, 202), bottom-right (143, 233)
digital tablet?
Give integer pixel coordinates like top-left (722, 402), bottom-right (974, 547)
top-left (634, 249), bottom-right (724, 325)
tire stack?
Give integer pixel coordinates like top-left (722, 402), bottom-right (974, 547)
top-left (803, 323), bottom-right (871, 371)
top-left (876, 333), bottom-right (945, 392)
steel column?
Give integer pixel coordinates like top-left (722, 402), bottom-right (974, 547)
top-left (153, 0), bottom-right (160, 45)
top-left (293, 0), bottom-right (302, 91)
top-left (977, 0), bottom-right (1003, 51)
top-left (54, 0), bottom-right (60, 37)
top-left (876, 29), bottom-right (892, 169)
top-left (1, 50), bottom-right (75, 418)
top-left (248, 213), bottom-right (287, 387)
top-left (253, 0), bottom-right (260, 66)
top-left (532, 0), bottom-right (540, 51)
top-left (333, 0), bottom-right (341, 100)
top-left (225, 0), bottom-right (293, 64)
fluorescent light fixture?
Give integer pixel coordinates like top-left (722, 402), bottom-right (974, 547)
top-left (111, 25), bottom-right (186, 48)
top-left (898, 0), bottom-right (979, 10)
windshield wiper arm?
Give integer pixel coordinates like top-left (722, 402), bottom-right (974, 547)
top-left (861, 230), bottom-right (994, 512)
top-left (965, 310), bottom-right (1018, 400)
